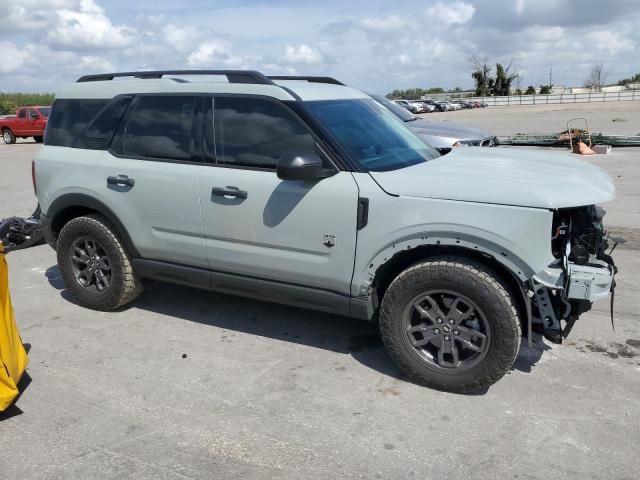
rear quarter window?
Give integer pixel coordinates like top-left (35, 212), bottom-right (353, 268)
top-left (45, 99), bottom-right (109, 147)
top-left (74, 96), bottom-right (133, 150)
top-left (111, 95), bottom-right (197, 161)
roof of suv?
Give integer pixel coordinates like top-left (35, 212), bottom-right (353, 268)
top-left (55, 70), bottom-right (369, 103)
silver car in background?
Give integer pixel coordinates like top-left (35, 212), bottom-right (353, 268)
top-left (371, 94), bottom-right (496, 154)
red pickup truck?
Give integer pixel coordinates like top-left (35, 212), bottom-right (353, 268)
top-left (0, 106), bottom-right (50, 144)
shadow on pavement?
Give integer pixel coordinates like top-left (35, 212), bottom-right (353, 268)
top-left (0, 373), bottom-right (32, 422)
top-left (45, 265), bottom-right (543, 394)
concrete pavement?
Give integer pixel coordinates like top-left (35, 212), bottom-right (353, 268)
top-left (0, 137), bottom-right (638, 479)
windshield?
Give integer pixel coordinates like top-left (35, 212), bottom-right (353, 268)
top-left (37, 107), bottom-right (51, 117)
top-left (369, 94), bottom-right (416, 122)
top-left (304, 99), bottom-right (440, 172)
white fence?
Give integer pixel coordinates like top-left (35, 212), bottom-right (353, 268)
top-left (468, 90), bottom-right (640, 106)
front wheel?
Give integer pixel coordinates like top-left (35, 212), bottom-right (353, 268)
top-left (57, 214), bottom-right (143, 311)
top-left (380, 256), bottom-right (521, 393)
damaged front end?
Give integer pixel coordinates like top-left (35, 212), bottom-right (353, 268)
top-left (531, 205), bottom-right (617, 342)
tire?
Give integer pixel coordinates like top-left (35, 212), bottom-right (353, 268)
top-left (57, 214), bottom-right (143, 311)
top-left (2, 128), bottom-right (16, 144)
top-left (380, 256), bottom-right (521, 393)
top-left (33, 136), bottom-right (43, 143)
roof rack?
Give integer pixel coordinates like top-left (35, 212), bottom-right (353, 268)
top-left (268, 76), bottom-right (345, 86)
top-left (76, 70), bottom-right (275, 85)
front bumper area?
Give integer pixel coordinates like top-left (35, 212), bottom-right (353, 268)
top-left (530, 256), bottom-right (616, 342)
top-left (534, 257), bottom-right (615, 303)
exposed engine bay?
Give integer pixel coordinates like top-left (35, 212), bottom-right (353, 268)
top-left (532, 205), bottom-right (617, 342)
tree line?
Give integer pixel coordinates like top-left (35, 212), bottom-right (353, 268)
top-left (387, 56), bottom-right (640, 99)
top-left (0, 93), bottom-right (55, 115)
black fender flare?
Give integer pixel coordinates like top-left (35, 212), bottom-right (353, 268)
top-left (44, 193), bottom-right (140, 257)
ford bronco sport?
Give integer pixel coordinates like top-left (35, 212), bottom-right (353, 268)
top-left (35, 70), bottom-right (616, 392)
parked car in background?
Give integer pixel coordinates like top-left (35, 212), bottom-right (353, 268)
top-left (451, 100), bottom-right (474, 109)
top-left (407, 101), bottom-right (427, 113)
top-left (393, 99), bottom-right (419, 113)
top-left (434, 100), bottom-right (456, 111)
top-left (370, 94), bottom-right (496, 153)
top-left (411, 101), bottom-right (435, 113)
top-left (422, 100), bottom-right (446, 112)
top-left (0, 106), bottom-right (50, 144)
top-left (412, 101), bottom-right (435, 113)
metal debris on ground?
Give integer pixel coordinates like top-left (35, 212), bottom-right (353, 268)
top-left (0, 205), bottom-right (45, 252)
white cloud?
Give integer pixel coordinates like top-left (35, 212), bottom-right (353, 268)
top-left (0, 41), bottom-right (27, 73)
top-left (187, 40), bottom-right (242, 67)
top-left (46, 0), bottom-right (135, 49)
top-left (360, 15), bottom-right (407, 32)
top-left (284, 44), bottom-right (323, 64)
top-left (426, 1), bottom-right (475, 26)
top-left (587, 30), bottom-right (635, 55)
top-left (164, 24), bottom-right (201, 53)
top-left (0, 0), bottom-right (639, 95)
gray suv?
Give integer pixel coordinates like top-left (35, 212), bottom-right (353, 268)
top-left (35, 71), bottom-right (616, 392)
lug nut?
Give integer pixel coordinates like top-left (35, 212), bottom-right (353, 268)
top-left (434, 329), bottom-right (440, 334)
top-left (444, 335), bottom-right (450, 341)
top-left (437, 318), bottom-right (443, 324)
top-left (448, 319), bottom-right (454, 325)
top-left (453, 330), bottom-right (459, 335)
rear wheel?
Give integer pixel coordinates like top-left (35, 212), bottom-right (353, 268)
top-left (33, 136), bottom-right (43, 143)
top-left (380, 256), bottom-right (521, 393)
top-left (57, 214), bottom-right (142, 311)
top-left (2, 129), bottom-right (16, 144)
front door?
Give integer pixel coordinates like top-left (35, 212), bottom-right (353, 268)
top-left (198, 96), bottom-right (359, 295)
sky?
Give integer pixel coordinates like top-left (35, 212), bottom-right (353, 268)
top-left (0, 0), bottom-right (638, 94)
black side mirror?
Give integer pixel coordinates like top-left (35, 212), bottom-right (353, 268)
top-left (276, 153), bottom-right (336, 181)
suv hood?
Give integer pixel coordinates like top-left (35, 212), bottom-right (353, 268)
top-left (370, 147), bottom-right (615, 208)
top-left (408, 118), bottom-right (492, 140)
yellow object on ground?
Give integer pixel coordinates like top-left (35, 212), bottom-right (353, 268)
top-left (0, 242), bottom-right (29, 411)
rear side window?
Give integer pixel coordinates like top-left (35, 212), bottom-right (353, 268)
top-left (74, 96), bottom-right (132, 150)
top-left (45, 99), bottom-right (109, 147)
top-left (112, 96), bottom-right (196, 161)
top-left (18, 109), bottom-right (26, 118)
top-left (213, 97), bottom-right (316, 169)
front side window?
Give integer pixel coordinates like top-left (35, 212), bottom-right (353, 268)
top-left (213, 97), bottom-right (316, 169)
top-left (37, 107), bottom-right (51, 117)
top-left (304, 99), bottom-right (439, 172)
top-left (115, 96), bottom-right (196, 161)
top-left (45, 99), bottom-right (109, 147)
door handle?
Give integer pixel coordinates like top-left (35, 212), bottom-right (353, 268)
top-left (211, 187), bottom-right (247, 199)
top-left (107, 175), bottom-right (135, 188)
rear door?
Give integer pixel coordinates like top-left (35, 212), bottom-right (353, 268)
top-left (93, 94), bottom-right (207, 268)
top-left (198, 95), bottom-right (359, 295)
